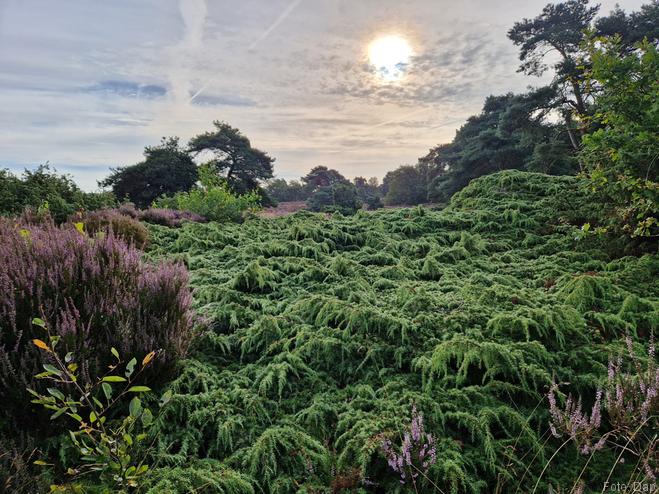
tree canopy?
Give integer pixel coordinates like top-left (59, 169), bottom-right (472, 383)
top-left (580, 39), bottom-right (658, 240)
top-left (188, 121), bottom-right (274, 194)
top-left (301, 166), bottom-right (350, 191)
top-left (1, 165), bottom-right (114, 222)
top-left (100, 137), bottom-right (198, 208)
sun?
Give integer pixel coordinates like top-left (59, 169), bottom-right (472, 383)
top-left (368, 34), bottom-right (413, 81)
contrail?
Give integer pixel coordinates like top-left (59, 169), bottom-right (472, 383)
top-left (248, 0), bottom-right (304, 51)
top-left (367, 107), bottom-right (432, 130)
top-left (189, 0), bottom-right (304, 104)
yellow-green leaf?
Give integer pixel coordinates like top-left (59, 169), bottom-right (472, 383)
top-left (102, 375), bottom-right (126, 383)
top-left (142, 351), bottom-right (156, 367)
top-left (127, 386), bottom-right (151, 393)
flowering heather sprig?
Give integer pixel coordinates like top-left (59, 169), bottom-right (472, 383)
top-left (0, 218), bottom-right (195, 428)
top-left (547, 336), bottom-right (658, 477)
top-left (548, 383), bottom-right (604, 455)
top-left (117, 202), bottom-right (140, 219)
top-left (381, 405), bottom-right (437, 484)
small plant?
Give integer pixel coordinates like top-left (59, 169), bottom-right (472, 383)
top-left (75, 208), bottom-right (149, 248)
top-left (28, 318), bottom-right (172, 492)
top-left (0, 218), bottom-right (194, 428)
top-left (380, 405), bottom-right (437, 485)
top-left (546, 336), bottom-right (658, 486)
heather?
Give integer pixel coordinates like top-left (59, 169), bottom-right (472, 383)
top-left (128, 170), bottom-right (658, 492)
top-left (138, 207), bottom-right (206, 227)
top-left (0, 218), bottom-right (195, 431)
top-left (77, 207), bottom-right (150, 248)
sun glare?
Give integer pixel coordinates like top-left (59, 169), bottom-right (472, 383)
top-left (368, 34), bottom-right (413, 81)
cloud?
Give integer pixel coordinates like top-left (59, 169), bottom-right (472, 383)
top-left (190, 93), bottom-right (257, 107)
top-left (319, 30), bottom-right (518, 107)
top-left (83, 80), bottom-right (167, 98)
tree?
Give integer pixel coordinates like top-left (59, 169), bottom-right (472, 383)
top-left (1, 165), bottom-right (115, 222)
top-left (265, 178), bottom-right (309, 202)
top-left (580, 39), bottom-right (658, 240)
top-left (353, 176), bottom-right (383, 209)
top-left (508, 0), bottom-right (599, 126)
top-left (382, 165), bottom-right (430, 206)
top-left (188, 121), bottom-right (274, 194)
top-left (306, 182), bottom-right (360, 214)
top-left (595, 1), bottom-right (659, 48)
top-left (424, 87), bottom-right (577, 202)
top-left (508, 1), bottom-right (659, 144)
top-left (100, 137), bottom-right (197, 208)
top-left (301, 166), bottom-right (349, 192)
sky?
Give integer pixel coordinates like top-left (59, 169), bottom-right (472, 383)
top-left (0, 0), bottom-right (644, 191)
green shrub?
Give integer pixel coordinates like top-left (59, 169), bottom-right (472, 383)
top-left (307, 183), bottom-right (361, 214)
top-left (77, 208), bottom-right (150, 248)
top-left (28, 326), bottom-right (173, 492)
top-left (580, 39), bottom-right (658, 240)
top-left (0, 165), bottom-right (116, 223)
top-left (155, 183), bottom-right (260, 222)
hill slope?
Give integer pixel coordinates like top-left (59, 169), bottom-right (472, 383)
top-left (145, 171), bottom-right (658, 493)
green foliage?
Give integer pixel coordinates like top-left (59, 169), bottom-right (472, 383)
top-left (306, 182), bottom-right (361, 214)
top-left (425, 87), bottom-right (579, 203)
top-left (242, 425), bottom-right (329, 485)
top-left (141, 170), bottom-right (658, 492)
top-left (155, 182), bottom-right (261, 223)
top-left (0, 165), bottom-right (116, 223)
top-left (188, 121), bottom-right (274, 195)
top-left (99, 137), bottom-right (198, 208)
top-left (301, 165), bottom-right (350, 190)
top-left (580, 39), bottom-right (659, 239)
top-left (264, 178), bottom-right (309, 202)
top-left (28, 323), bottom-right (171, 492)
top-left (143, 460), bottom-right (254, 494)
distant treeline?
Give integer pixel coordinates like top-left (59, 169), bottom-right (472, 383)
top-left (1, 0), bottom-right (656, 236)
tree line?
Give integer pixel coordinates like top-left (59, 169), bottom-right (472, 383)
top-left (1, 0), bottom-right (656, 238)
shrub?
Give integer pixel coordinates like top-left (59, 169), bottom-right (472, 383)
top-left (117, 202), bottom-right (140, 219)
top-left (580, 39), bottom-right (658, 240)
top-left (0, 165), bottom-right (116, 223)
top-left (365, 194), bottom-right (384, 210)
top-left (78, 208), bottom-right (150, 248)
top-left (0, 219), bottom-right (194, 430)
top-left (139, 207), bottom-right (206, 227)
top-left (29, 327), bottom-right (173, 491)
top-left (155, 183), bottom-right (260, 222)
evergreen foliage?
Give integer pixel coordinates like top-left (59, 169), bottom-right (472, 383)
top-left (141, 170), bottom-right (658, 492)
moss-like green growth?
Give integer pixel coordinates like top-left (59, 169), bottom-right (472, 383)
top-left (144, 171), bottom-right (658, 493)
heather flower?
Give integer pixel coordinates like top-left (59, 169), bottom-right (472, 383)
top-left (380, 405), bottom-right (437, 484)
top-left (0, 218), bottom-right (195, 430)
top-left (547, 335), bottom-right (658, 474)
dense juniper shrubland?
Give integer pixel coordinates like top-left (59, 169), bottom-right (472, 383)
top-left (1, 0), bottom-right (657, 492)
top-left (134, 171), bottom-right (657, 492)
